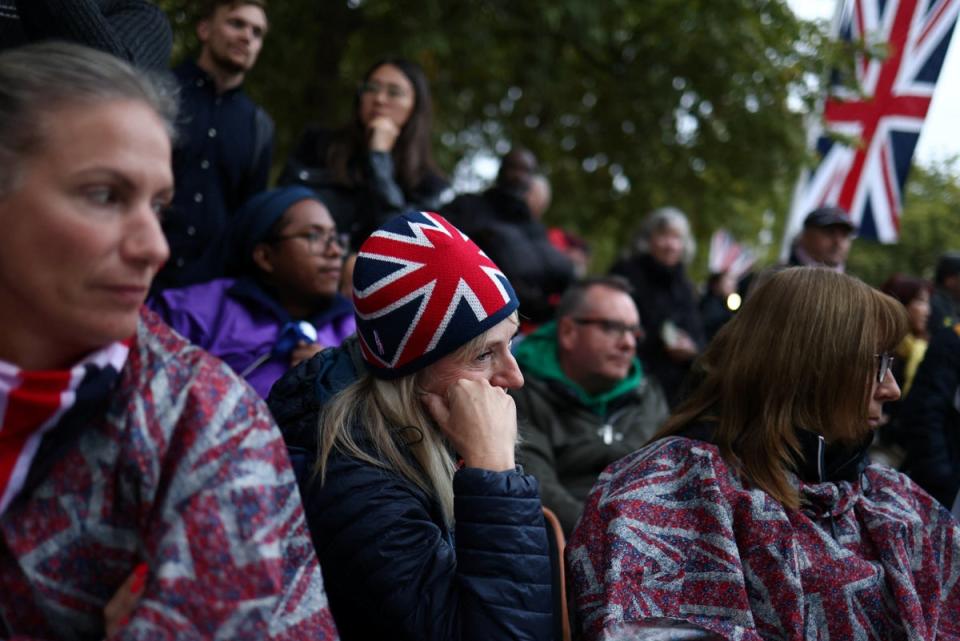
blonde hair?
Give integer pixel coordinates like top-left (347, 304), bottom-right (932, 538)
top-left (656, 267), bottom-right (907, 510)
top-left (316, 319), bottom-right (512, 523)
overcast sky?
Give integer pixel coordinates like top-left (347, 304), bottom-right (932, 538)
top-left (786, 0), bottom-right (960, 167)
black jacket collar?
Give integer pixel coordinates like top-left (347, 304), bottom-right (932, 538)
top-left (681, 421), bottom-right (871, 484)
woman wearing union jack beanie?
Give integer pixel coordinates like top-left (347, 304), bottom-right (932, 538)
top-left (280, 210), bottom-right (554, 641)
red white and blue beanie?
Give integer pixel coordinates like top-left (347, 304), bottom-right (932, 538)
top-left (353, 211), bottom-right (519, 379)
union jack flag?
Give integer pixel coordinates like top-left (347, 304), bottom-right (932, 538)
top-left (785, 0), bottom-right (960, 245)
top-left (353, 212), bottom-right (517, 375)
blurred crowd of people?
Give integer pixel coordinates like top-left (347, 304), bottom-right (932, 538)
top-left (1, 1), bottom-right (959, 640)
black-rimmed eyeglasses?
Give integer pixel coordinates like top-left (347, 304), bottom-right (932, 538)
top-left (269, 229), bottom-right (348, 254)
top-left (875, 352), bottom-right (895, 384)
top-left (573, 318), bottom-right (644, 341)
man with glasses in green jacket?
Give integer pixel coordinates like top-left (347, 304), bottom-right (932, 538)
top-left (513, 275), bottom-right (669, 535)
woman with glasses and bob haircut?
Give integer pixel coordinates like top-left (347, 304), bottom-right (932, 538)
top-left (281, 58), bottom-right (448, 248)
top-left (568, 267), bottom-right (960, 641)
top-left (0, 42), bottom-right (337, 639)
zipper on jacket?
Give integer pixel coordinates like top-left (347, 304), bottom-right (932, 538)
top-left (816, 434), bottom-right (825, 483)
top-left (239, 351), bottom-right (271, 377)
top-left (816, 433), bottom-right (840, 540)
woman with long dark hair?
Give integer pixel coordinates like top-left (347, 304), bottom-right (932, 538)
top-left (281, 58), bottom-right (448, 248)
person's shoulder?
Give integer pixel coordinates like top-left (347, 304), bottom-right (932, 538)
top-left (926, 322), bottom-right (960, 354)
top-left (609, 255), bottom-right (643, 279)
top-left (149, 278), bottom-right (238, 333)
top-left (283, 126), bottom-right (341, 175)
top-left (112, 309), bottom-right (281, 476)
top-left (415, 170), bottom-right (450, 197)
top-left (268, 338), bottom-right (363, 451)
top-left (623, 371), bottom-right (669, 409)
top-left (155, 277), bottom-right (236, 304)
top-left (171, 59), bottom-right (199, 85)
top-left (863, 463), bottom-right (956, 523)
top-left (443, 190), bottom-right (487, 212)
top-left (594, 436), bottom-right (729, 494)
top-left (305, 432), bottom-right (440, 528)
top-left (133, 306), bottom-right (263, 408)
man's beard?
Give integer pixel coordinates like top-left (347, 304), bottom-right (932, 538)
top-left (210, 47), bottom-right (250, 76)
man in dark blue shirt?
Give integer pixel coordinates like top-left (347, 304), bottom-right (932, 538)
top-left (155, 0), bottom-right (273, 290)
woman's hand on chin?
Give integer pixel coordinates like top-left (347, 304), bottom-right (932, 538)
top-left (421, 378), bottom-right (517, 472)
top-left (366, 116), bottom-right (401, 152)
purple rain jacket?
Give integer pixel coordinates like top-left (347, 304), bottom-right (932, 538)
top-left (151, 277), bottom-right (355, 398)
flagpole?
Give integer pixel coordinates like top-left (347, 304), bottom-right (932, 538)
top-left (780, 0), bottom-right (849, 262)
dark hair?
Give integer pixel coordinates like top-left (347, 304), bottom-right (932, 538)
top-left (880, 274), bottom-right (932, 307)
top-left (201, 0), bottom-right (267, 19)
top-left (555, 275), bottom-right (634, 319)
top-left (495, 148), bottom-right (538, 196)
top-left (328, 58), bottom-right (441, 193)
top-left (934, 252), bottom-right (960, 285)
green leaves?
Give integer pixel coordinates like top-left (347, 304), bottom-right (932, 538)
top-left (156, 0), bottom-right (958, 282)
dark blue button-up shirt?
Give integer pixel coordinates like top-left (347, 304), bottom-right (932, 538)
top-left (156, 60), bottom-right (273, 290)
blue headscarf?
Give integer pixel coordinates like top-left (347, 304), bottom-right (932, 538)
top-left (228, 186), bottom-right (324, 274)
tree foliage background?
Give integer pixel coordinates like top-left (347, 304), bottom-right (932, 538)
top-left (158, 0), bottom-right (960, 285)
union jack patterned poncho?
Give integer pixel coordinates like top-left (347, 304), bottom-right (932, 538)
top-left (0, 308), bottom-right (339, 641)
top-left (568, 436), bottom-right (960, 641)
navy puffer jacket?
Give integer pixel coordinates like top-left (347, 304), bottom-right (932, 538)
top-left (267, 341), bottom-right (554, 641)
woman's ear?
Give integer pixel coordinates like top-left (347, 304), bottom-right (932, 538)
top-left (252, 243), bottom-right (274, 275)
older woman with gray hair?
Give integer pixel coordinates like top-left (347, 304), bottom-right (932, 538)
top-left (0, 42), bottom-right (337, 639)
top-left (610, 206), bottom-right (705, 407)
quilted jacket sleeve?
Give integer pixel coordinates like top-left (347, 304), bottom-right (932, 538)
top-left (301, 445), bottom-right (553, 641)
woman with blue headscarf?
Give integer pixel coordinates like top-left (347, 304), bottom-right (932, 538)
top-left (152, 185), bottom-right (355, 397)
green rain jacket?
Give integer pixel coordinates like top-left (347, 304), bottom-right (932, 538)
top-left (511, 321), bottom-right (669, 535)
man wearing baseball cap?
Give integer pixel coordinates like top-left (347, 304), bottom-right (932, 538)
top-left (787, 206), bottom-right (857, 272)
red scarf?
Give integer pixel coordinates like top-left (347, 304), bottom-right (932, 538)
top-left (0, 341), bottom-right (130, 514)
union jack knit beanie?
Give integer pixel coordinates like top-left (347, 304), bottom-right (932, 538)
top-left (353, 211), bottom-right (519, 379)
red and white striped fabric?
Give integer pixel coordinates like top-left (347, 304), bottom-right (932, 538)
top-left (0, 341), bottom-right (129, 514)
